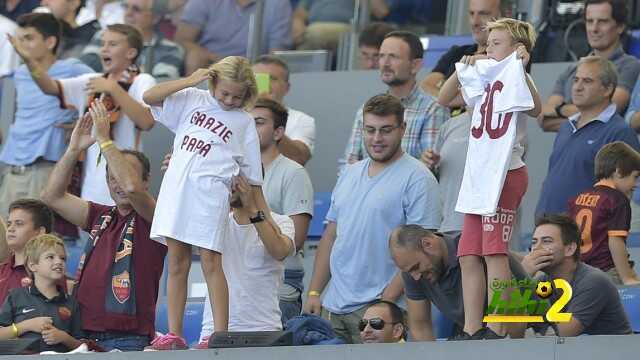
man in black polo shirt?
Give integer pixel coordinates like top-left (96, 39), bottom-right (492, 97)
top-left (389, 224), bottom-right (529, 340)
top-left (420, 0), bottom-right (501, 112)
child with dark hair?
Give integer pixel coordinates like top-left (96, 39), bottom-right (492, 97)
top-left (568, 141), bottom-right (640, 285)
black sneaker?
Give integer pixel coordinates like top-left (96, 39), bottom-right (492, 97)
top-left (448, 328), bottom-right (485, 341)
top-left (481, 327), bottom-right (507, 340)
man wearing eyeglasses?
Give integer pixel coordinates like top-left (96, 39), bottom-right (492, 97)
top-left (80, 0), bottom-right (184, 80)
top-left (341, 30), bottom-right (450, 172)
top-left (304, 94), bottom-right (441, 343)
top-left (359, 300), bottom-right (406, 343)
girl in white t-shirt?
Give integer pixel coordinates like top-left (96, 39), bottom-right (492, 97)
top-left (437, 19), bottom-right (541, 340)
top-left (143, 56), bottom-right (262, 350)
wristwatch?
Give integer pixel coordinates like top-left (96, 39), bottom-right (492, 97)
top-left (249, 210), bottom-right (266, 224)
top-left (555, 102), bottom-right (567, 118)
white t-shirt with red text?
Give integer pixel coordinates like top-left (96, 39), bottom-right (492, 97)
top-left (455, 52), bottom-right (534, 215)
top-left (149, 88), bottom-right (263, 250)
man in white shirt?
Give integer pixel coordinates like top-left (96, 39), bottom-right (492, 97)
top-left (196, 174), bottom-right (295, 347)
top-left (0, 14), bottom-right (18, 78)
top-left (252, 55), bottom-right (315, 165)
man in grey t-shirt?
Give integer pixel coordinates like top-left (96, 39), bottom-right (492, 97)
top-left (389, 225), bottom-right (529, 340)
top-left (253, 96), bottom-right (314, 324)
top-left (520, 214), bottom-right (631, 336)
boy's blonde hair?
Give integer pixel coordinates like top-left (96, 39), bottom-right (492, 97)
top-left (595, 141), bottom-right (640, 180)
top-left (485, 18), bottom-right (537, 53)
top-left (25, 234), bottom-right (66, 276)
top-left (208, 56), bottom-right (258, 110)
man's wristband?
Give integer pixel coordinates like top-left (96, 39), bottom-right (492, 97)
top-left (11, 323), bottom-right (19, 338)
top-left (99, 140), bottom-right (114, 150)
top-left (308, 291), bottom-right (321, 297)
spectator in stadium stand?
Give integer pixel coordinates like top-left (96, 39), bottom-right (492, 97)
top-left (80, 0), bottom-right (185, 80)
top-left (304, 94), bottom-right (441, 344)
top-left (0, 0), bottom-right (40, 21)
top-left (252, 55), bottom-right (315, 165)
top-left (0, 199), bottom-right (53, 306)
top-left (420, 0), bottom-right (502, 116)
top-left (175, 0), bottom-right (292, 75)
top-left (0, 13), bottom-right (93, 220)
top-left (40, 104), bottom-right (167, 351)
top-left (389, 225), bottom-right (529, 340)
top-left (535, 56), bottom-right (640, 218)
top-left (358, 22), bottom-right (395, 71)
top-left (196, 172), bottom-right (295, 348)
top-left (41, 0), bottom-right (101, 59)
top-left (341, 31), bottom-right (449, 169)
top-left (538, 0), bottom-right (640, 132)
top-left (517, 214), bottom-right (632, 336)
top-left (11, 23), bottom-right (157, 208)
top-left (0, 15), bottom-right (20, 79)
top-left (359, 300), bottom-right (406, 343)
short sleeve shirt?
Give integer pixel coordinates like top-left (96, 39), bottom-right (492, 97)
top-left (431, 44), bottom-right (478, 77)
top-left (78, 202), bottom-right (167, 337)
top-left (0, 256), bottom-right (29, 306)
top-left (568, 182), bottom-right (631, 272)
top-left (286, 108), bottom-right (316, 154)
top-left (323, 153), bottom-right (441, 313)
top-left (540, 263), bottom-right (631, 335)
top-left (0, 286), bottom-right (83, 353)
top-left (58, 73), bottom-right (156, 205)
top-left (552, 46), bottom-right (640, 102)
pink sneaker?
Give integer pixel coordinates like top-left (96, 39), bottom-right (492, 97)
top-left (194, 336), bottom-right (210, 350)
top-left (144, 333), bottom-right (188, 351)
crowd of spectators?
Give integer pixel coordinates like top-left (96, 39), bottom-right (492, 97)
top-left (0, 0), bottom-right (640, 353)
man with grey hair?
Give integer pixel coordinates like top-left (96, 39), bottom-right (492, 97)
top-left (389, 225), bottom-right (529, 340)
top-left (536, 56), bottom-right (640, 218)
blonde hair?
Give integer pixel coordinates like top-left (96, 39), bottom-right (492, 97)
top-left (485, 18), bottom-right (537, 53)
top-left (208, 56), bottom-right (258, 110)
top-left (25, 234), bottom-right (65, 275)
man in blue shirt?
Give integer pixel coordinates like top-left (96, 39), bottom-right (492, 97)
top-left (303, 94), bottom-right (441, 344)
top-left (536, 56), bottom-right (640, 219)
top-left (0, 13), bottom-right (93, 218)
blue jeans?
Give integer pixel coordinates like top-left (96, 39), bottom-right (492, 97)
top-left (280, 293), bottom-right (302, 326)
top-left (86, 331), bottom-right (150, 351)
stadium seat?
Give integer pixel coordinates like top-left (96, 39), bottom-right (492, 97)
top-left (65, 244), bottom-right (84, 278)
top-left (618, 286), bottom-right (640, 333)
top-left (628, 30), bottom-right (640, 60)
top-left (421, 35), bottom-right (474, 70)
top-left (431, 304), bottom-right (455, 339)
top-left (628, 233), bottom-right (640, 248)
top-left (308, 192), bottom-right (332, 240)
top-left (155, 298), bottom-right (206, 346)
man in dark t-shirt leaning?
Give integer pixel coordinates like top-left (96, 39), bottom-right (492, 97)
top-left (420, 0), bottom-right (502, 112)
top-left (389, 225), bottom-right (530, 341)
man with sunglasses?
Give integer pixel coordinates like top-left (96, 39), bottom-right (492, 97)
top-left (389, 225), bottom-right (529, 340)
top-left (80, 0), bottom-right (184, 80)
top-left (304, 94), bottom-right (440, 344)
top-left (359, 300), bottom-right (406, 344)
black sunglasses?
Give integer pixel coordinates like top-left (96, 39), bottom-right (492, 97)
top-left (359, 318), bottom-right (387, 331)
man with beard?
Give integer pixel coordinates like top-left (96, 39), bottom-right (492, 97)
top-left (304, 94), bottom-right (441, 343)
top-left (389, 225), bottom-right (529, 340)
top-left (342, 31), bottom-right (449, 169)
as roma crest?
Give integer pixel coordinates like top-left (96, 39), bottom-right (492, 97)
top-left (112, 271), bottom-right (131, 304)
top-left (58, 306), bottom-right (71, 321)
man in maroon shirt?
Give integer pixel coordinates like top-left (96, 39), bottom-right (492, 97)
top-left (41, 101), bottom-right (167, 351)
top-left (0, 199), bottom-right (52, 305)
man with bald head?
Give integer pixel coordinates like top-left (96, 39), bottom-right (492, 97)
top-left (389, 225), bottom-right (528, 340)
top-left (420, 0), bottom-right (502, 111)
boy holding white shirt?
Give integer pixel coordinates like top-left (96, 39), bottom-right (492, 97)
top-left (437, 18), bottom-right (541, 340)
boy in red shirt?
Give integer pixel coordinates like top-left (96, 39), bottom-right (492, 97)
top-left (568, 141), bottom-right (640, 285)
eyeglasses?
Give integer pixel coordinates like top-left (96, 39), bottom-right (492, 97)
top-left (358, 318), bottom-right (388, 331)
top-left (362, 125), bottom-right (401, 136)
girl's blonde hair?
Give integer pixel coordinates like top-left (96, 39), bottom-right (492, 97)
top-left (486, 18), bottom-right (537, 53)
top-left (208, 56), bottom-right (258, 110)
top-left (25, 234), bottom-right (66, 276)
